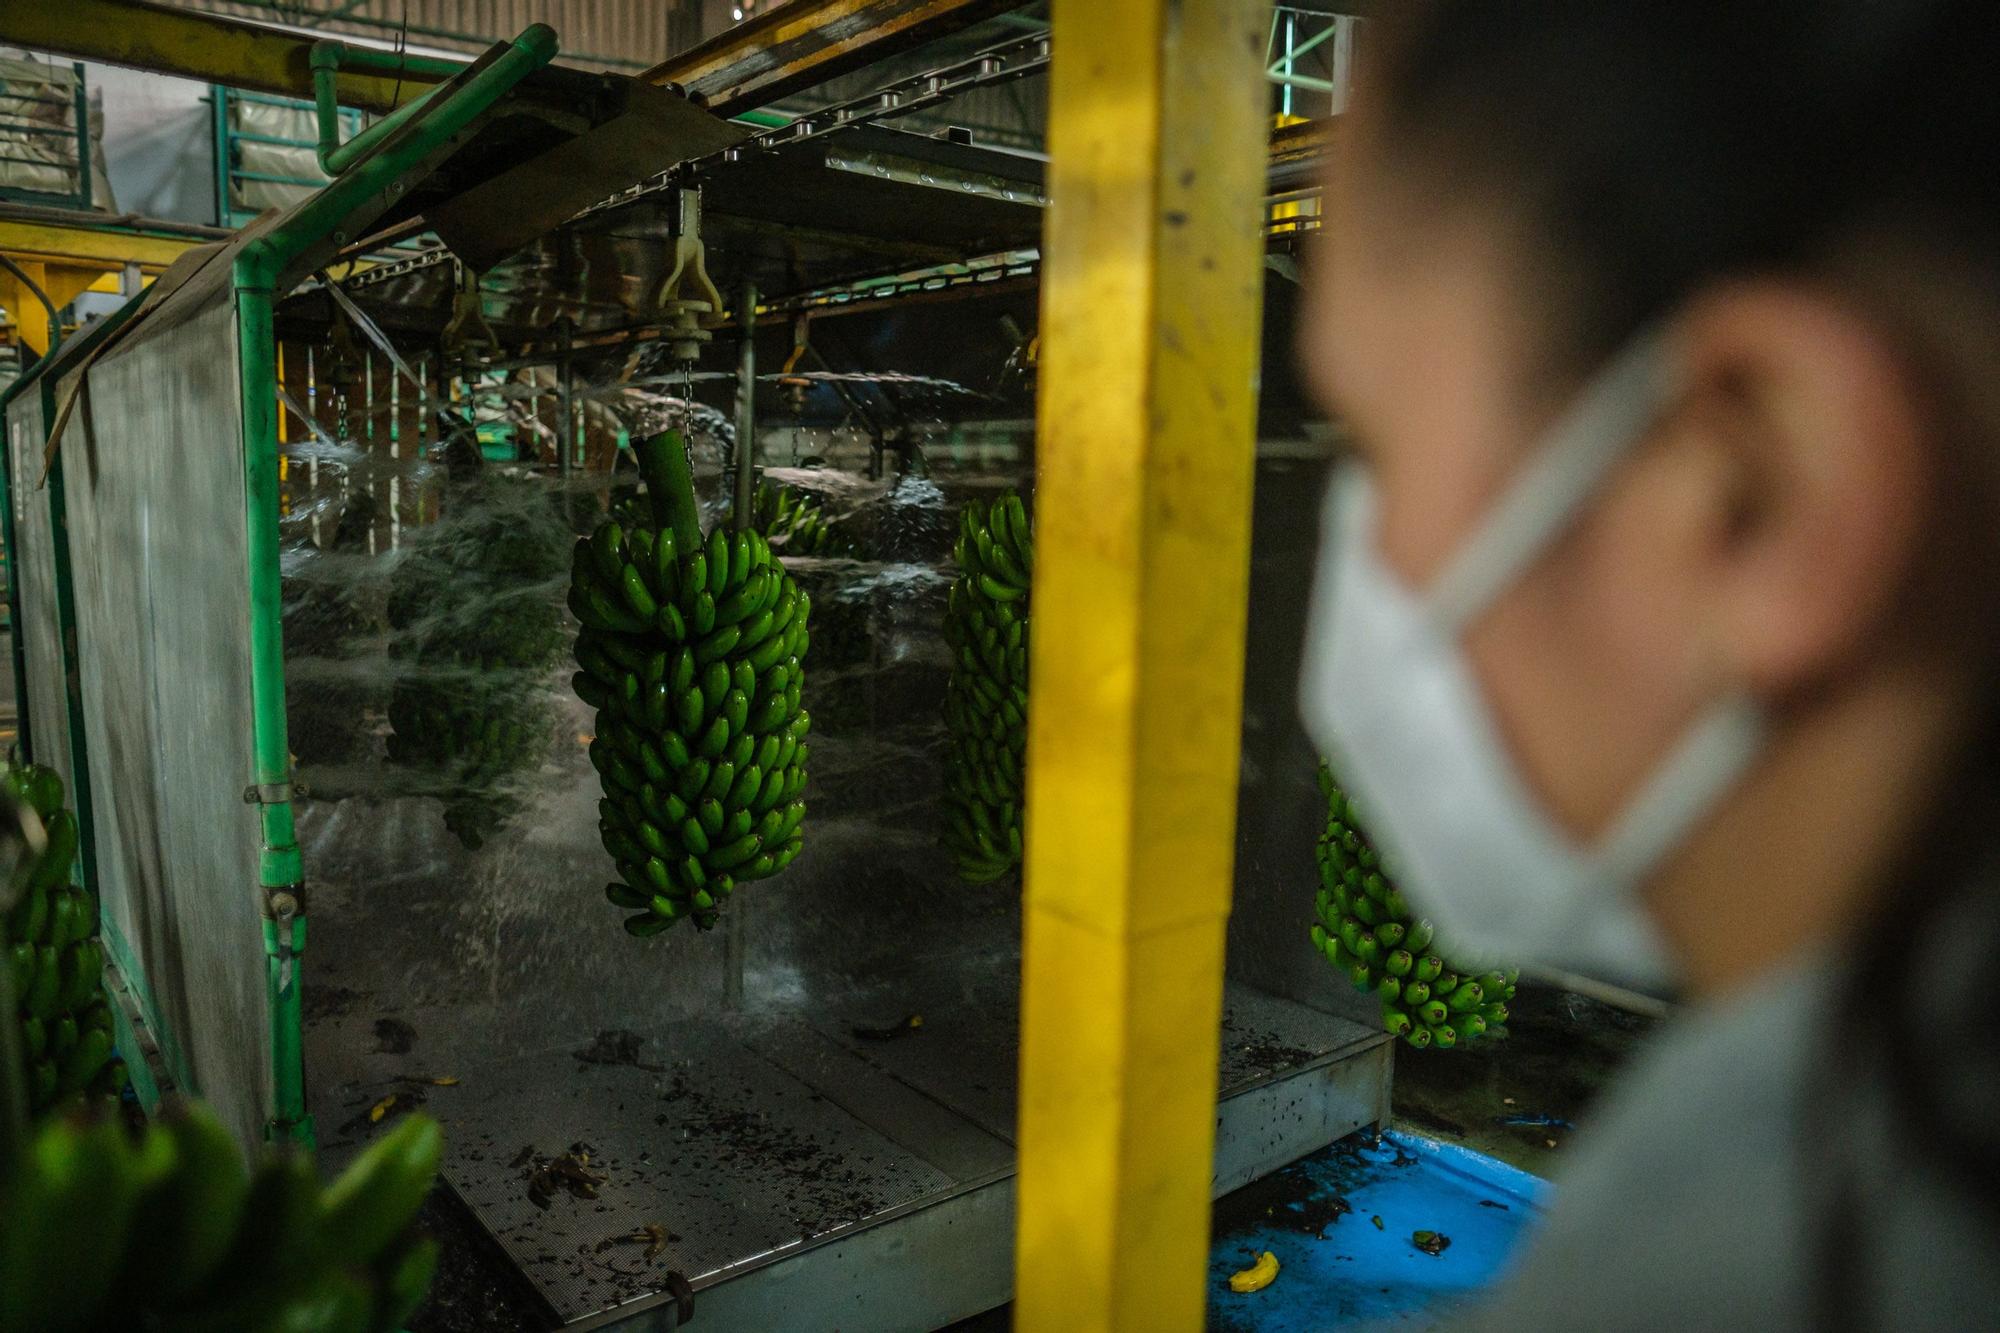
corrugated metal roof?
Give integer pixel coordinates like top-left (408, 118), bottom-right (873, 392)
top-left (170, 0), bottom-right (707, 72)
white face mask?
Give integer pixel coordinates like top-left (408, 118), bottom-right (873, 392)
top-left (1299, 326), bottom-right (1765, 991)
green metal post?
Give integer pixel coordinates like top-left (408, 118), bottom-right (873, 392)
top-left (232, 21), bottom-right (558, 1144)
top-left (210, 85), bottom-right (233, 227)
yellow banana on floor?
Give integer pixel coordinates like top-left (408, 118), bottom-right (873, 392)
top-left (1228, 1250), bottom-right (1280, 1294)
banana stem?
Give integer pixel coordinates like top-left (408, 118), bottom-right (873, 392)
top-left (639, 430), bottom-right (703, 552)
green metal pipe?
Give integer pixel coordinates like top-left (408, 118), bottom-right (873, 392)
top-left (308, 37), bottom-right (470, 176)
top-left (731, 109), bottom-right (790, 129)
top-left (233, 20), bottom-right (557, 1145)
top-left (232, 170), bottom-right (334, 189)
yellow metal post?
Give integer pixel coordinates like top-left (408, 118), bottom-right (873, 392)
top-left (1015, 0), bottom-right (1273, 1329)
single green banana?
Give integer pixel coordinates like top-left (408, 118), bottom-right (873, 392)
top-left (111, 1101), bottom-right (253, 1308)
top-left (318, 1114), bottom-right (442, 1269)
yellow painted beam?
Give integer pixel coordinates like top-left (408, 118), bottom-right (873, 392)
top-left (0, 218), bottom-right (199, 273)
top-left (1014, 0), bottom-right (1273, 1329)
top-left (35, 264), bottom-right (106, 314)
top-left (0, 262), bottom-right (53, 355)
top-left (0, 0), bottom-right (440, 114)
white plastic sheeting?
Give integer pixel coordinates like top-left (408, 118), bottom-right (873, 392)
top-left (47, 293), bottom-right (274, 1151)
top-left (0, 55), bottom-right (117, 208)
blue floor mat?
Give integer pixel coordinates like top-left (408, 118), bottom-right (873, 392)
top-left (1207, 1130), bottom-right (1549, 1331)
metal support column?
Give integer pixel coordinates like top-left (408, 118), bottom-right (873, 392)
top-left (1014, 0), bottom-right (1273, 1328)
top-left (556, 316), bottom-right (575, 476)
top-left (724, 281), bottom-right (757, 1011)
top-left (732, 282), bottom-right (758, 533)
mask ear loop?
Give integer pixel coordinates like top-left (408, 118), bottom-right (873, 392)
top-left (1409, 319), bottom-right (1760, 983)
top-left (1424, 322), bottom-right (1683, 637)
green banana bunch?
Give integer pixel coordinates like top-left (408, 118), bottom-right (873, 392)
top-left (941, 493), bottom-right (1032, 882)
top-left (571, 431), bottom-right (812, 935)
top-left (1311, 766), bottom-right (1517, 1049)
top-left (384, 472), bottom-right (570, 849)
top-left (4, 761), bottom-right (124, 1114)
top-left (619, 480), bottom-right (858, 560)
top-left (0, 1102), bottom-right (441, 1331)
top-left (747, 481), bottom-right (860, 558)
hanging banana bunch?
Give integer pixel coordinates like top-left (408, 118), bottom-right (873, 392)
top-left (614, 480), bottom-right (856, 560)
top-left (0, 1103), bottom-right (440, 1330)
top-left (749, 481), bottom-right (860, 558)
top-left (385, 472), bottom-right (569, 849)
top-left (941, 493), bottom-right (1032, 882)
top-left (1312, 766), bottom-right (1517, 1049)
top-left (571, 431), bottom-right (811, 935)
top-left (5, 761), bottom-right (123, 1114)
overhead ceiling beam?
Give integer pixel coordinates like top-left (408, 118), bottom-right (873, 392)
top-left (647, 0), bottom-right (1032, 118)
top-left (0, 0), bottom-right (450, 113)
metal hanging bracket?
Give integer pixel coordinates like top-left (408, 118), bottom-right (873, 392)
top-left (262, 886), bottom-right (307, 1011)
top-left (654, 188), bottom-right (723, 364)
top-left (442, 260), bottom-right (502, 369)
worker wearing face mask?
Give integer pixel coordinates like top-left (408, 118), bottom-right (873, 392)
top-left (1298, 3), bottom-right (2000, 1329)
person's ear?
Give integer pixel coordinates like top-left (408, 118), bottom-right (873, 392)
top-left (1677, 284), bottom-right (1930, 697)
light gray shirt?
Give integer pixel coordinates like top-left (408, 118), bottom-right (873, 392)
top-left (1467, 899), bottom-right (2000, 1331)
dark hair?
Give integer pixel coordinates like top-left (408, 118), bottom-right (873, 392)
top-left (1367, 2), bottom-right (2000, 376)
top-left (1365, 4), bottom-right (2000, 1328)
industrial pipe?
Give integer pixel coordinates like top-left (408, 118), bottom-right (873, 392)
top-left (233, 22), bottom-right (558, 1143)
top-left (308, 37), bottom-right (479, 177)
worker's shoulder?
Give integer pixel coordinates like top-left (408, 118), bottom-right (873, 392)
top-left (1466, 959), bottom-right (1833, 1332)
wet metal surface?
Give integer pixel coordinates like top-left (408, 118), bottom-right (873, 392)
top-left (295, 456), bottom-right (1386, 1326)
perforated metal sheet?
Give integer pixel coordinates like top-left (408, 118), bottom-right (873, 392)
top-left (5, 389), bottom-right (73, 786)
top-left (423, 1022), bottom-right (959, 1325)
top-left (52, 294), bottom-right (273, 1151)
